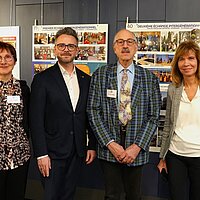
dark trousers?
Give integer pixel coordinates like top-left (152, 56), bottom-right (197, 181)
top-left (166, 151), bottom-right (200, 200)
top-left (41, 153), bottom-right (83, 200)
top-left (100, 159), bottom-right (143, 200)
top-left (0, 161), bottom-right (29, 200)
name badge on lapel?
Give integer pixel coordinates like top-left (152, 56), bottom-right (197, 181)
top-left (7, 96), bottom-right (20, 104)
top-left (107, 89), bottom-right (117, 98)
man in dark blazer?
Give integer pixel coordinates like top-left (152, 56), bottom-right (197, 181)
top-left (87, 29), bottom-right (161, 200)
top-left (30, 27), bottom-right (96, 200)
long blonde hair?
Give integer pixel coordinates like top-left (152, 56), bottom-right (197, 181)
top-left (171, 40), bottom-right (200, 87)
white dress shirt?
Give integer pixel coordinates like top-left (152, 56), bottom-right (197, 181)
top-left (59, 64), bottom-right (80, 111)
top-left (169, 86), bottom-right (200, 157)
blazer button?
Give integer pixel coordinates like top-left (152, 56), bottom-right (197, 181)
top-left (70, 131), bottom-right (74, 135)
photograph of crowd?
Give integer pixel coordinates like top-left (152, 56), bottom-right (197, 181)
top-left (148, 67), bottom-right (172, 83)
top-left (155, 54), bottom-right (174, 66)
top-left (79, 32), bottom-right (106, 44)
top-left (75, 46), bottom-right (106, 61)
top-left (135, 31), bottom-right (160, 51)
top-left (161, 31), bottom-right (178, 52)
top-left (34, 33), bottom-right (55, 44)
top-left (34, 46), bottom-right (55, 60)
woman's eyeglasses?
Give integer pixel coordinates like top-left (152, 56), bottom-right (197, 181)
top-left (0, 55), bottom-right (13, 62)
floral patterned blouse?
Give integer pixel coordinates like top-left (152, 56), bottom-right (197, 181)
top-left (0, 77), bottom-right (30, 170)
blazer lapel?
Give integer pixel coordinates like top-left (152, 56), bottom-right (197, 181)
top-left (108, 64), bottom-right (118, 114)
top-left (172, 84), bottom-right (183, 124)
top-left (131, 66), bottom-right (142, 112)
top-left (75, 67), bottom-right (85, 112)
top-left (51, 64), bottom-right (73, 110)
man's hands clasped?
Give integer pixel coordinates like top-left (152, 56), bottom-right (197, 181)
top-left (107, 141), bottom-right (141, 164)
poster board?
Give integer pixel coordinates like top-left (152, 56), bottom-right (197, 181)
top-left (0, 26), bottom-right (20, 79)
top-left (32, 24), bottom-right (108, 75)
top-left (126, 22), bottom-right (200, 152)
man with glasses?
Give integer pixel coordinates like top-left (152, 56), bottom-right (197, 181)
top-left (87, 29), bottom-right (161, 200)
top-left (30, 27), bottom-right (96, 200)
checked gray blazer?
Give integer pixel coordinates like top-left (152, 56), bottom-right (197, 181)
top-left (87, 63), bottom-right (161, 166)
top-left (159, 83), bottom-right (183, 159)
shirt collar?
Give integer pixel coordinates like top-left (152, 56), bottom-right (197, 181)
top-left (58, 62), bottom-right (76, 77)
top-left (195, 86), bottom-right (200, 97)
top-left (117, 61), bottom-right (134, 75)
